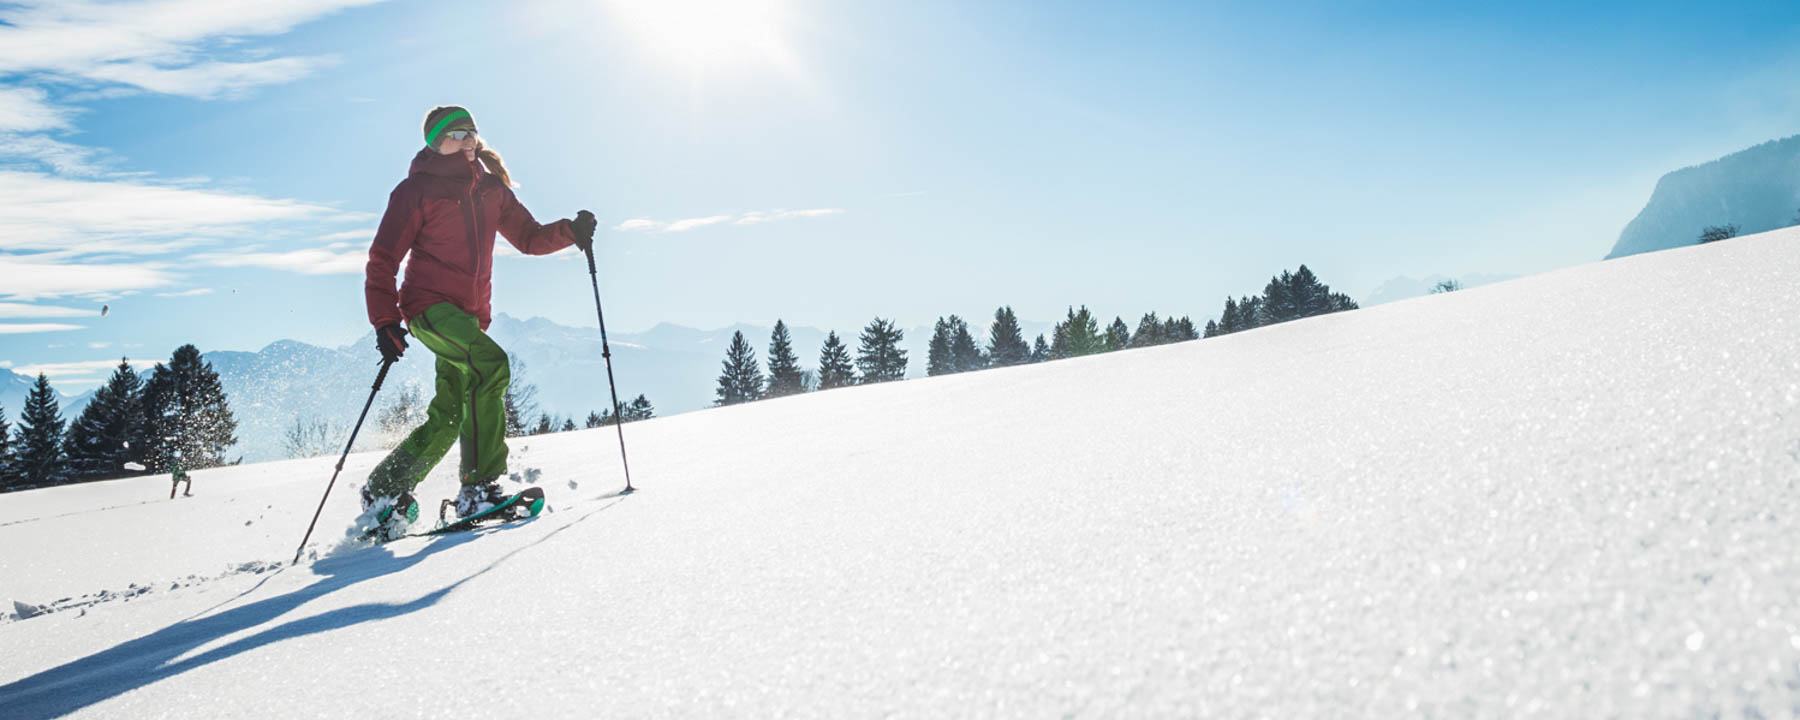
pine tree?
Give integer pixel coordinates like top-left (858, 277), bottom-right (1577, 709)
top-left (1219, 298), bottom-right (1240, 334)
top-left (503, 352), bottom-right (538, 438)
top-left (586, 410), bottom-right (605, 428)
top-left (533, 413), bottom-right (553, 435)
top-left (856, 317), bottom-right (908, 383)
top-left (1104, 317), bottom-right (1131, 352)
top-left (626, 394), bottom-right (655, 421)
top-left (63, 359), bottom-right (144, 481)
top-left (715, 330), bottom-right (766, 405)
top-left (1203, 319), bottom-right (1220, 338)
top-left (0, 402), bottom-right (12, 488)
top-left (1050, 306), bottom-right (1103, 359)
top-left (138, 345), bottom-right (238, 473)
top-left (1239, 296), bottom-right (1264, 331)
top-left (1262, 270), bottom-right (1299, 325)
top-left (561, 418), bottom-right (577, 432)
top-left (14, 373), bottom-right (68, 487)
top-left (949, 316), bottom-right (984, 372)
top-left (927, 316), bottom-right (956, 376)
top-left (1132, 312), bottom-right (1165, 348)
top-left (817, 331), bottom-right (857, 389)
top-left (985, 306), bottom-right (1030, 367)
top-left (1164, 315), bottom-right (1199, 341)
top-left (1030, 334), bottom-right (1050, 363)
top-left (1290, 265), bottom-right (1330, 317)
top-left (765, 320), bottom-right (805, 398)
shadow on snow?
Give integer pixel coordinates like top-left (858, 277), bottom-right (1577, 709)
top-left (0, 498), bottom-right (623, 718)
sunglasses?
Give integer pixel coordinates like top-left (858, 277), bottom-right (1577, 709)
top-left (446, 129), bottom-right (477, 141)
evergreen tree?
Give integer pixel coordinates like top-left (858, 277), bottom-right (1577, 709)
top-left (14, 373), bottom-right (69, 487)
top-left (765, 320), bottom-right (805, 398)
top-left (626, 394), bottom-right (655, 421)
top-left (586, 410), bottom-right (605, 428)
top-left (561, 418), bottom-right (577, 432)
top-left (817, 331), bottom-right (857, 389)
top-left (1050, 306), bottom-right (1103, 359)
top-left (1103, 317), bottom-right (1131, 352)
top-left (1164, 315), bottom-right (1199, 341)
top-left (503, 352), bottom-right (539, 438)
top-left (1030, 334), bottom-right (1050, 363)
top-left (930, 315), bottom-right (985, 375)
top-left (1203, 319), bottom-right (1220, 338)
top-left (856, 317), bottom-right (908, 383)
top-left (0, 403), bottom-right (12, 488)
top-left (1262, 270), bottom-right (1299, 325)
top-left (1698, 224), bottom-right (1739, 244)
top-left (1218, 299), bottom-right (1240, 334)
top-left (715, 330), bottom-right (766, 405)
top-left (927, 316), bottom-right (956, 376)
top-left (1132, 312), bottom-right (1165, 348)
top-left (985, 306), bottom-right (1030, 367)
top-left (533, 413), bottom-right (554, 435)
top-left (1239, 296), bottom-right (1264, 331)
top-left (138, 345), bottom-right (238, 472)
top-left (63, 359), bottom-right (144, 480)
top-left (949, 316), bottom-right (984, 372)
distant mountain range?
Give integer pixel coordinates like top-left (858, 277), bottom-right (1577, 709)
top-left (0, 369), bottom-right (93, 427)
top-left (1608, 134), bottom-right (1800, 259)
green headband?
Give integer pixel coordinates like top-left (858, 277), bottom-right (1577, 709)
top-left (424, 109), bottom-right (475, 147)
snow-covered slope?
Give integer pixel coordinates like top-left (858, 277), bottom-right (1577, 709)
top-left (2, 228), bottom-right (1798, 717)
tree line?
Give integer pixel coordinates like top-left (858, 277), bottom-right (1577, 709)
top-left (0, 344), bottom-right (238, 492)
top-left (713, 264), bottom-right (1356, 407)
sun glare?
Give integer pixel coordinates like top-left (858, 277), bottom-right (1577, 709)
top-left (605, 0), bottom-right (797, 72)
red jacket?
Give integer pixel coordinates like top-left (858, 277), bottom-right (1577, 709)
top-left (365, 149), bottom-right (575, 331)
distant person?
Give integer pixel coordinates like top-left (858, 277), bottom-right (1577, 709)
top-left (359, 105), bottom-right (597, 540)
top-left (169, 459), bottom-right (191, 498)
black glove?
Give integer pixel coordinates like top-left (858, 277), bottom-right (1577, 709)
top-left (571, 210), bottom-right (596, 252)
top-left (375, 324), bottom-right (409, 363)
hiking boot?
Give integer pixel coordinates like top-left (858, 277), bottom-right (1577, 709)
top-left (357, 487), bottom-right (419, 542)
top-left (454, 482), bottom-right (510, 520)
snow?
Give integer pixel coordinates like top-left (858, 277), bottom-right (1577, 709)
top-left (3, 228), bottom-right (1800, 717)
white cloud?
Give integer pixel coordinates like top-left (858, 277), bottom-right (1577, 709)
top-left (0, 0), bottom-right (385, 99)
top-left (0, 170), bottom-right (368, 255)
top-left (319, 228), bottom-right (375, 243)
top-left (614, 218), bottom-right (661, 232)
top-left (664, 215), bottom-right (734, 232)
top-left (0, 302), bottom-right (96, 319)
top-left (154, 288), bottom-right (215, 297)
top-left (0, 132), bottom-right (111, 175)
top-left (194, 247), bottom-right (367, 275)
top-left (735, 208), bottom-right (844, 225)
top-left (0, 323), bottom-right (84, 334)
top-left (0, 255), bottom-right (175, 300)
top-left (616, 208), bottom-right (844, 233)
top-left (0, 86), bottom-right (72, 132)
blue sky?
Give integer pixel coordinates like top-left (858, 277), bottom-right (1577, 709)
top-left (3, 0), bottom-right (1798, 390)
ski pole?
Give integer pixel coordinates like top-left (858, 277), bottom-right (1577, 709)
top-left (293, 358), bottom-right (394, 563)
top-left (584, 245), bottom-right (635, 494)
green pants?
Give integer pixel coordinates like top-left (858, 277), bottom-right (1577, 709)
top-left (367, 303), bottom-right (510, 496)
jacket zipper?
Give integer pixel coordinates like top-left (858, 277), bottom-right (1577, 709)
top-left (461, 166), bottom-right (480, 301)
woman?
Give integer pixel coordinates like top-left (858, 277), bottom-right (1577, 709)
top-left (359, 105), bottom-right (597, 539)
